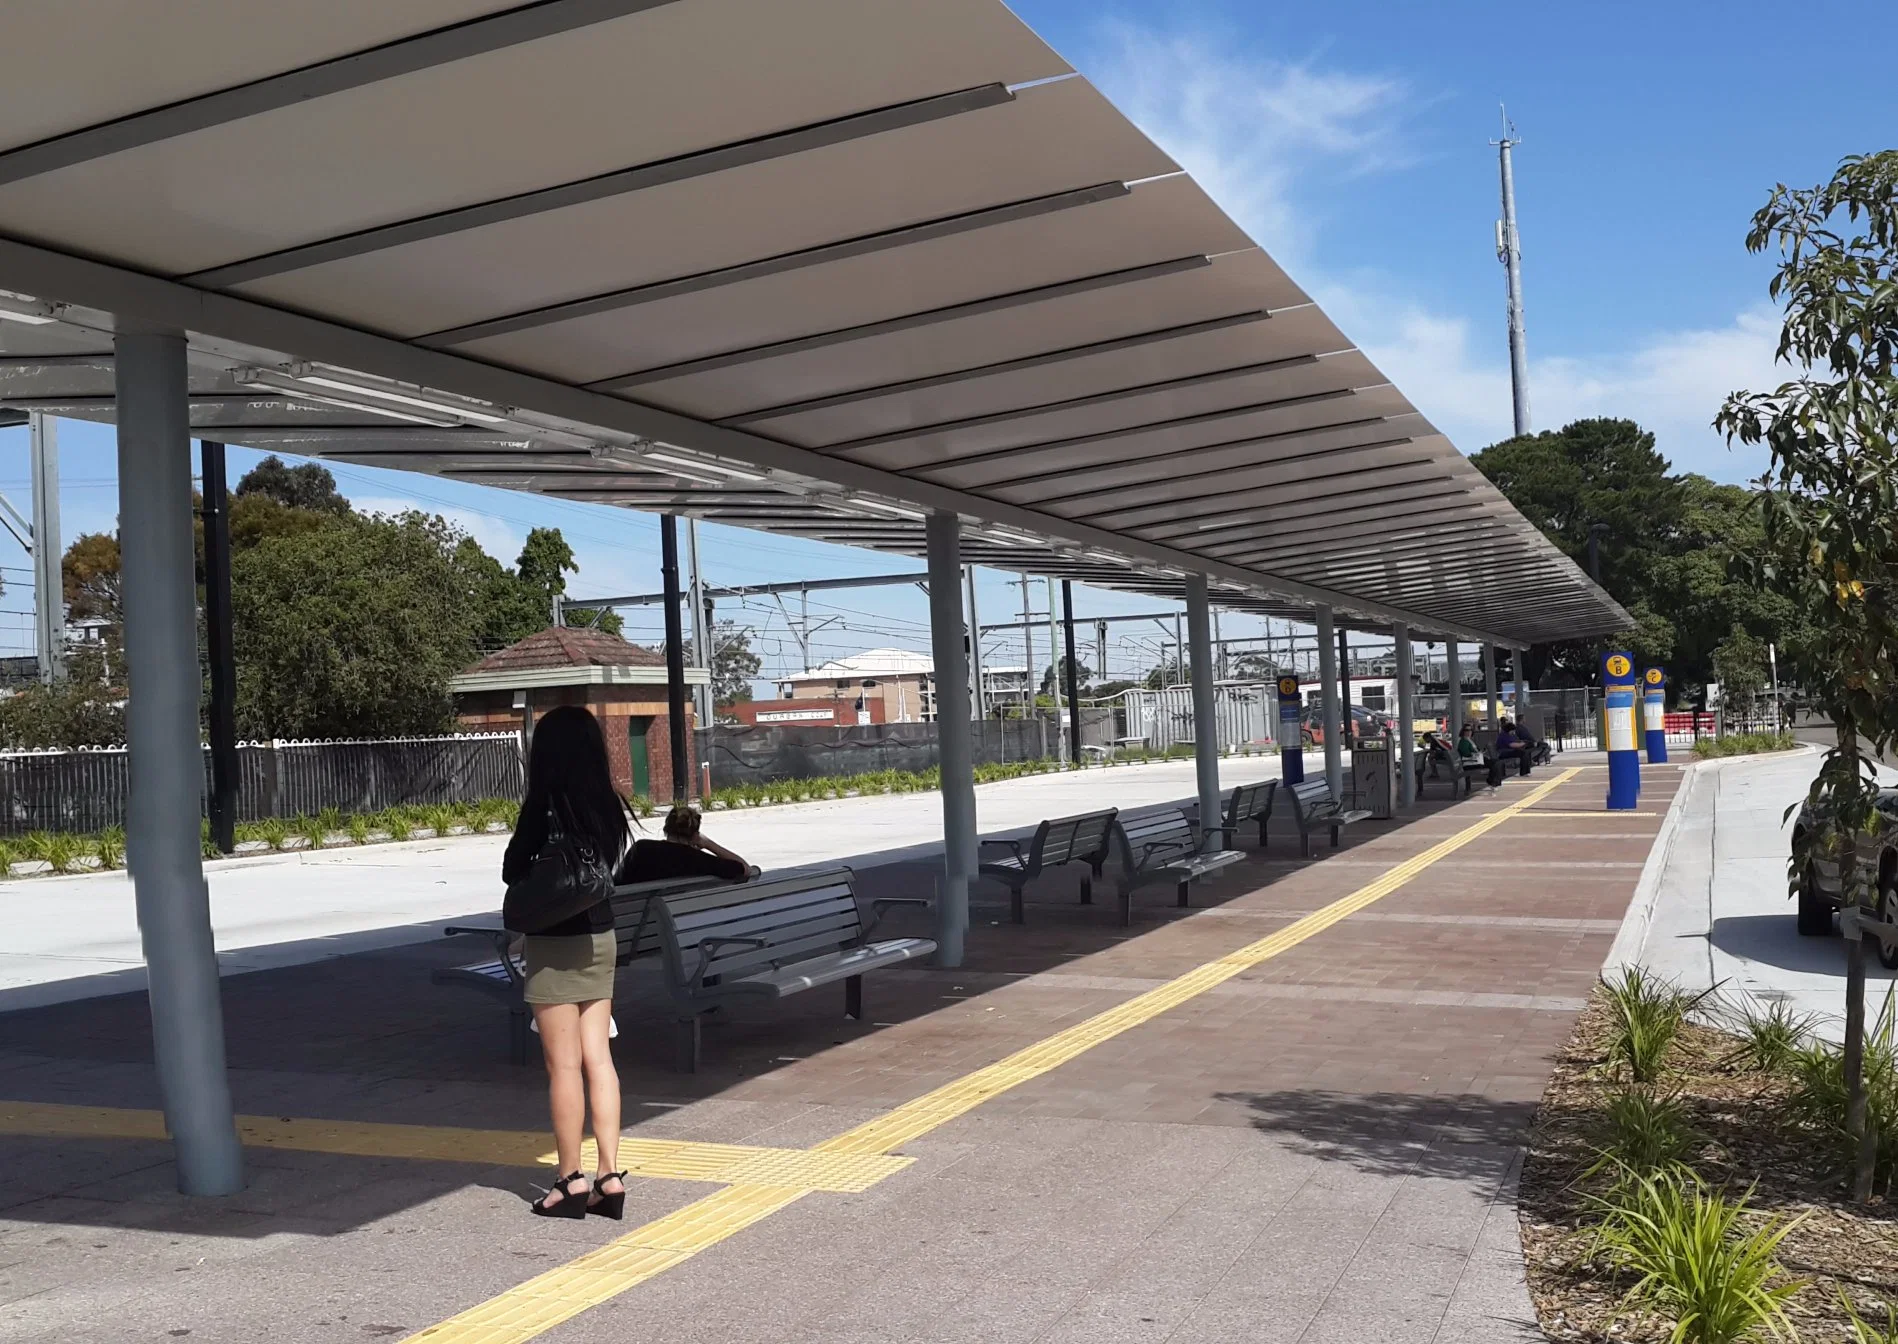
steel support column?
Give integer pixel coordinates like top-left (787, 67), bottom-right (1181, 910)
top-left (1337, 626), bottom-right (1352, 746)
top-left (115, 328), bottom-right (243, 1196)
top-left (1316, 606), bottom-right (1342, 796)
top-left (1484, 645), bottom-right (1501, 729)
top-left (1185, 575), bottom-right (1222, 850)
top-left (1045, 577), bottom-right (1065, 765)
top-left (1061, 579), bottom-right (1081, 766)
top-left (200, 440), bottom-right (237, 854)
top-left (659, 514), bottom-right (689, 802)
top-left (1394, 625), bottom-right (1416, 806)
top-left (925, 511), bottom-right (973, 966)
top-left (28, 412), bottom-right (61, 681)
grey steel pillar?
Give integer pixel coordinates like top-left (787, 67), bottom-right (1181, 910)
top-left (116, 329), bottom-right (244, 1196)
top-left (925, 512), bottom-right (973, 966)
top-left (1446, 638), bottom-right (1464, 741)
top-left (1484, 646), bottom-right (1501, 728)
top-left (685, 518), bottom-right (710, 728)
top-left (1316, 606), bottom-right (1343, 796)
top-left (28, 412), bottom-right (62, 681)
top-left (1394, 625), bottom-right (1416, 806)
top-left (963, 566), bottom-right (984, 719)
top-left (659, 515), bottom-right (689, 801)
top-left (200, 441), bottom-right (238, 854)
top-left (1185, 576), bottom-right (1223, 850)
top-left (1044, 577), bottom-right (1066, 765)
top-left (1513, 647), bottom-right (1529, 708)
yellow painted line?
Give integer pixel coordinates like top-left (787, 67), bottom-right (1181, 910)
top-left (0, 1101), bottom-right (909, 1194)
top-left (403, 768), bottom-right (1582, 1343)
top-left (1504, 809), bottom-right (1658, 818)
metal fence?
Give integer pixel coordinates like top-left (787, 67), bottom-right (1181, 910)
top-left (1121, 682), bottom-right (1274, 752)
top-left (0, 734), bottom-right (524, 835)
top-left (698, 719), bottom-right (1053, 789)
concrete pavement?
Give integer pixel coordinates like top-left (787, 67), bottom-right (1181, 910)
top-left (0, 754), bottom-right (1302, 1012)
top-left (1620, 744), bottom-right (1897, 1040)
top-left (0, 760), bottom-right (1679, 1344)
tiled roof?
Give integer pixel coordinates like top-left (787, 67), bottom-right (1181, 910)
top-left (467, 626), bottom-right (666, 674)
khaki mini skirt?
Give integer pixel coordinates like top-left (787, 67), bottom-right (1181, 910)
top-left (522, 930), bottom-right (617, 1005)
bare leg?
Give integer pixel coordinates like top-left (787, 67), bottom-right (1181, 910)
top-left (578, 998), bottom-right (623, 1198)
top-left (532, 1001), bottom-right (588, 1208)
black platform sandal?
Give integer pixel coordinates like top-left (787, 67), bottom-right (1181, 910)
top-left (531, 1171), bottom-right (589, 1219)
top-left (588, 1171), bottom-right (628, 1221)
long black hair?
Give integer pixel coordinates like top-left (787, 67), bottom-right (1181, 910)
top-left (520, 705), bottom-right (632, 860)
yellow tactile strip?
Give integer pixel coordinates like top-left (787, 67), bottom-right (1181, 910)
top-left (0, 1102), bottom-right (910, 1194)
top-left (404, 768), bottom-right (1583, 1341)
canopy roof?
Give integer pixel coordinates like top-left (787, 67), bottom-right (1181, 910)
top-left (0, 0), bottom-right (1628, 647)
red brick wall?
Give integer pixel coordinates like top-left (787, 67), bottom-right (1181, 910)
top-left (454, 685), bottom-right (695, 801)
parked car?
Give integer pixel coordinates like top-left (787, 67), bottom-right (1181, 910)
top-left (1302, 705), bottom-right (1392, 748)
top-left (1793, 787), bottom-right (1898, 967)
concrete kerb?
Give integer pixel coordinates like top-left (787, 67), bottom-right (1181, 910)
top-left (1601, 743), bottom-right (1819, 974)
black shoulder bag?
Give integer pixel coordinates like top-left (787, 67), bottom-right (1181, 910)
top-left (502, 801), bottom-right (615, 934)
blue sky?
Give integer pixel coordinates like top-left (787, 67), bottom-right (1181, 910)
top-left (0, 0), bottom-right (1886, 675)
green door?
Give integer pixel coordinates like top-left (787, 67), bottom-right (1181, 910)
top-left (626, 717), bottom-right (652, 799)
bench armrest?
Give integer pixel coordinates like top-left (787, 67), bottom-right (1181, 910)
top-left (978, 838), bottom-right (1024, 857)
top-left (691, 936), bottom-right (768, 986)
top-left (863, 895), bottom-right (933, 939)
top-left (441, 926), bottom-right (523, 985)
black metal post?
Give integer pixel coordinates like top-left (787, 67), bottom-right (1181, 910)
top-left (199, 441), bottom-right (238, 854)
top-left (1061, 580), bottom-right (1081, 766)
top-left (1336, 627), bottom-right (1352, 744)
top-left (659, 515), bottom-right (690, 802)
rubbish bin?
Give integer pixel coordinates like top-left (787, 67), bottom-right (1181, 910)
top-left (1351, 736), bottom-right (1396, 820)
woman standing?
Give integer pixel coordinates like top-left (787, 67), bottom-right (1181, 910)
top-left (502, 705), bottom-right (631, 1220)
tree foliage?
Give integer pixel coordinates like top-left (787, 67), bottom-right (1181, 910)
top-left (1471, 419), bottom-right (1804, 690)
top-left (234, 455), bottom-right (350, 514)
top-left (232, 511), bottom-right (484, 739)
top-left (1714, 149), bottom-right (1898, 1201)
top-left (0, 646), bottom-right (124, 748)
top-left (711, 619), bottom-right (761, 707)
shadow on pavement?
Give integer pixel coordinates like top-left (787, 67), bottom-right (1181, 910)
top-left (1712, 914), bottom-right (1898, 981)
top-left (1218, 1088), bottom-right (1536, 1184)
top-left (0, 779), bottom-right (1530, 1236)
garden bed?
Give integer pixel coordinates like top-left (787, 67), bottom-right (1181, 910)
top-left (1521, 986), bottom-right (1898, 1341)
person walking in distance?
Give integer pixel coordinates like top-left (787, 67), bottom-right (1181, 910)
top-left (502, 706), bottom-right (633, 1220)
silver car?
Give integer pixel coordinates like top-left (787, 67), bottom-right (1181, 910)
top-left (1793, 787), bottom-right (1898, 967)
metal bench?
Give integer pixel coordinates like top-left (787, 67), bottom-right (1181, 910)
top-left (1223, 780), bottom-right (1279, 850)
top-left (1415, 746), bottom-right (1476, 800)
top-left (978, 807), bottom-right (1118, 923)
top-left (434, 873), bottom-right (732, 1064)
top-left (1287, 778), bottom-right (1374, 857)
top-left (1108, 808), bottom-right (1244, 925)
top-left (656, 868), bottom-right (935, 1072)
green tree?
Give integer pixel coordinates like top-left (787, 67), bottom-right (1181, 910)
top-left (233, 455), bottom-right (350, 514)
top-left (1715, 149), bottom-right (1898, 1200)
top-left (1039, 655), bottom-right (1092, 697)
top-left (711, 620), bottom-right (761, 707)
top-left (0, 645), bottom-right (124, 747)
top-left (232, 511), bottom-right (484, 738)
top-left (516, 527), bottom-right (575, 609)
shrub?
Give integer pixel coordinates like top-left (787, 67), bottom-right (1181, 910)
top-left (41, 832), bottom-right (83, 873)
top-left (294, 814), bottom-right (329, 851)
top-left (1587, 1168), bottom-right (1803, 1344)
top-left (1786, 987), bottom-right (1898, 1193)
top-left (0, 838), bottom-right (15, 876)
top-left (95, 826), bottom-right (125, 871)
top-left (382, 809), bottom-right (413, 842)
top-left (1599, 967), bottom-right (1714, 1083)
top-left (17, 831), bottom-right (54, 867)
top-left (1693, 731), bottom-right (1797, 760)
top-left (255, 818), bottom-right (289, 852)
top-left (1722, 995), bottom-right (1818, 1074)
top-left (1586, 1088), bottom-right (1699, 1184)
top-left (1843, 1292), bottom-right (1898, 1344)
top-left (317, 806), bottom-right (344, 836)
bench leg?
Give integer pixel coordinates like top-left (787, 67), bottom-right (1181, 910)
top-left (1330, 823), bottom-right (1341, 849)
top-left (509, 1007), bottom-right (529, 1067)
top-left (1079, 873), bottom-right (1093, 905)
top-left (675, 1017), bottom-right (701, 1074)
top-left (845, 975), bottom-right (863, 1021)
top-left (1120, 887), bottom-right (1133, 927)
top-left (1011, 882), bottom-right (1025, 925)
top-left (1300, 831), bottom-right (1312, 859)
top-left (1176, 878), bottom-right (1190, 909)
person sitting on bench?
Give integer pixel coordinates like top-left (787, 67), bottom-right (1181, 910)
top-left (1420, 731), bottom-right (1453, 776)
top-left (1494, 720), bottom-right (1533, 779)
top-left (619, 805), bottom-right (752, 884)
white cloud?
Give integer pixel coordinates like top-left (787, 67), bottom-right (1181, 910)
top-left (1085, 21), bottom-right (1782, 483)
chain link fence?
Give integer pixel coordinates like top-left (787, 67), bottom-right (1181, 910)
top-left (0, 734), bottom-right (524, 836)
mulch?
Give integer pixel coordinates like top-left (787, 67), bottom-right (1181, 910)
top-left (1520, 998), bottom-right (1898, 1342)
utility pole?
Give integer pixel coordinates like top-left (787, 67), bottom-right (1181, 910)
top-left (1493, 107), bottom-right (1531, 438)
top-left (29, 413), bottom-right (62, 681)
top-left (1095, 620), bottom-right (1108, 685)
top-left (964, 565), bottom-right (985, 718)
top-left (685, 518), bottom-right (710, 728)
top-left (1045, 578), bottom-right (1066, 764)
top-left (1018, 573), bottom-right (1034, 710)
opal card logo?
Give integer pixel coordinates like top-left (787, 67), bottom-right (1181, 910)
top-left (1605, 654), bottom-right (1632, 679)
top-left (1278, 676), bottom-right (1299, 696)
top-left (1644, 667), bottom-right (1664, 686)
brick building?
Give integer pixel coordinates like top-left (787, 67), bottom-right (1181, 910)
top-left (450, 627), bottom-right (708, 801)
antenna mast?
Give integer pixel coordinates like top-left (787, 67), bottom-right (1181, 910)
top-left (1492, 106), bottom-right (1531, 437)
